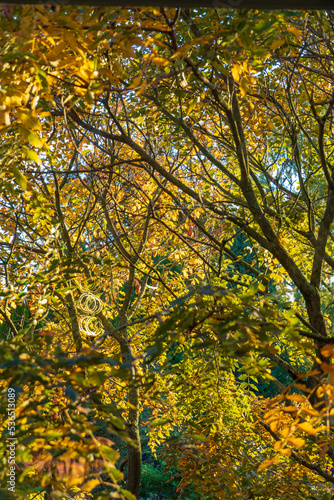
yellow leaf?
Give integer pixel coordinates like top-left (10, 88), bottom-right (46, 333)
top-left (302, 408), bottom-right (319, 416)
top-left (287, 26), bottom-right (302, 37)
top-left (152, 57), bottom-right (170, 67)
top-left (270, 420), bottom-right (279, 432)
top-left (282, 405), bottom-right (298, 413)
top-left (264, 408), bottom-right (280, 420)
top-left (17, 110), bottom-right (41, 130)
top-left (58, 449), bottom-right (78, 460)
top-left (231, 64), bottom-right (241, 82)
top-left (129, 76), bottom-right (142, 89)
top-left (286, 394), bottom-right (305, 402)
top-left (298, 422), bottom-right (317, 435)
top-left (295, 383), bottom-right (310, 393)
top-left (19, 353), bottom-right (30, 360)
top-left (258, 457), bottom-right (277, 471)
top-left (66, 474), bottom-right (83, 488)
top-left (274, 440), bottom-right (283, 450)
top-left (279, 448), bottom-right (291, 456)
top-left (65, 461), bottom-right (85, 488)
top-left (82, 479), bottom-right (101, 492)
top-left (281, 427), bottom-right (290, 438)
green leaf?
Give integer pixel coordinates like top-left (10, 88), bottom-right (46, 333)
top-left (189, 433), bottom-right (207, 441)
top-left (100, 445), bottom-right (119, 463)
top-left (22, 146), bottom-right (42, 165)
top-left (87, 370), bottom-right (107, 386)
top-left (120, 489), bottom-right (137, 500)
top-left (18, 125), bottom-right (43, 148)
top-left (43, 430), bottom-right (63, 438)
top-left (35, 66), bottom-right (50, 91)
top-left (148, 417), bottom-right (173, 428)
top-left (105, 465), bottom-right (123, 482)
top-left (108, 415), bottom-right (126, 430)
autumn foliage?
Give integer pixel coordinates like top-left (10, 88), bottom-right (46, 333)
top-left (1, 6), bottom-right (334, 500)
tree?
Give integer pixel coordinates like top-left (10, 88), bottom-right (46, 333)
top-left (2, 6), bottom-right (334, 499)
top-left (0, 116), bottom-right (192, 498)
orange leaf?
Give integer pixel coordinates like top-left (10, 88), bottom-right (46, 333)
top-left (297, 422), bottom-right (326, 435)
top-left (321, 344), bottom-right (334, 358)
top-left (279, 448), bottom-right (292, 456)
top-left (258, 457), bottom-right (277, 471)
top-left (286, 394), bottom-right (305, 402)
top-left (287, 437), bottom-right (305, 449)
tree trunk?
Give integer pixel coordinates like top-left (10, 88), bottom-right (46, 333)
top-left (119, 308), bottom-right (142, 497)
top-left (126, 386), bottom-right (142, 497)
top-left (44, 484), bottom-right (52, 500)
